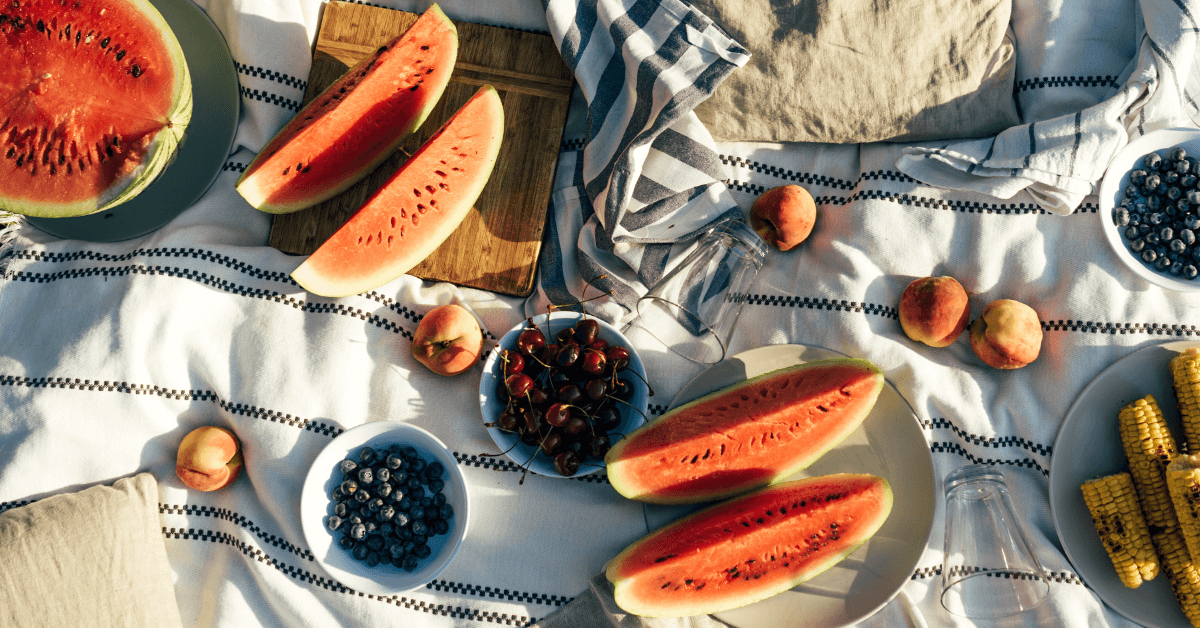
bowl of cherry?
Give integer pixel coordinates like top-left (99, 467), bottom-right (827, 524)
top-left (479, 311), bottom-right (651, 479)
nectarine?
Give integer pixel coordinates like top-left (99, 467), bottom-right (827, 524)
top-left (750, 185), bottom-right (817, 251)
top-left (176, 426), bottom-right (244, 491)
top-left (411, 304), bottom-right (484, 376)
top-left (898, 276), bottom-right (970, 348)
top-left (969, 299), bottom-right (1043, 369)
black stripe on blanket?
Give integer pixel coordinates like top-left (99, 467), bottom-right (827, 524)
top-left (1014, 75), bottom-right (1121, 92)
top-left (910, 565), bottom-right (1085, 586)
top-left (160, 503), bottom-right (314, 561)
top-left (923, 418), bottom-right (1053, 457)
top-left (930, 442), bottom-right (1049, 476)
top-left (724, 180), bottom-right (1100, 215)
top-left (425, 580), bottom-right (572, 608)
top-left (234, 62), bottom-right (308, 91)
top-left (238, 85), bottom-right (302, 111)
top-left (165, 527), bottom-right (542, 624)
top-left (222, 160), bottom-right (247, 174)
top-left (8, 247), bottom-right (294, 283)
top-left (1, 265), bottom-right (418, 337)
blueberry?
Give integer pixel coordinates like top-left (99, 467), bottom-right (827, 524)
top-left (1131, 169), bottom-right (1149, 185)
top-left (433, 493), bottom-right (447, 506)
top-left (1187, 215), bottom-right (1200, 230)
top-left (420, 496), bottom-right (433, 508)
top-left (1166, 171), bottom-right (1181, 185)
top-left (357, 467), bottom-right (374, 485)
top-left (401, 446), bottom-right (418, 459)
top-left (411, 458), bottom-right (427, 474)
top-left (1172, 238), bottom-right (1187, 254)
top-left (1140, 223), bottom-right (1153, 235)
top-left (439, 503), bottom-right (454, 519)
top-left (1171, 147), bottom-right (1188, 162)
top-left (354, 489), bottom-right (370, 503)
top-left (394, 512), bottom-right (410, 527)
top-left (379, 505), bottom-right (395, 521)
top-left (1131, 239), bottom-right (1146, 252)
top-left (366, 535), bottom-right (384, 551)
top-left (365, 551), bottom-right (381, 568)
top-left (1147, 173), bottom-right (1162, 188)
top-left (398, 496), bottom-right (412, 511)
top-left (431, 518), bottom-right (450, 535)
top-left (1186, 265), bottom-right (1199, 279)
top-left (1189, 190), bottom-right (1200, 204)
top-left (411, 519), bottom-right (428, 536)
top-left (401, 554), bottom-right (420, 572)
top-left (388, 541), bottom-right (405, 559)
top-left (350, 523), bottom-right (367, 540)
top-left (339, 535), bottom-right (355, 550)
top-left (386, 454), bottom-right (404, 470)
top-left (1147, 232), bottom-right (1161, 245)
top-left (426, 461), bottom-right (445, 478)
top-left (1178, 199), bottom-right (1192, 213)
top-left (1130, 213), bottom-right (1143, 226)
top-left (1115, 208), bottom-right (1132, 226)
top-left (392, 470), bottom-right (407, 484)
top-left (396, 525), bottom-right (412, 540)
top-left (334, 502), bottom-right (348, 517)
top-left (1143, 249), bottom-right (1159, 263)
top-left (410, 506), bottom-right (426, 521)
top-left (407, 477), bottom-right (421, 490)
top-left (1184, 229), bottom-right (1197, 245)
top-left (377, 482), bottom-right (392, 499)
top-left (340, 479), bottom-right (358, 495)
top-left (359, 447), bottom-right (377, 464)
top-left (1146, 152), bottom-right (1163, 170)
top-left (1135, 202), bottom-right (1149, 214)
top-left (364, 520), bottom-right (377, 534)
top-left (1184, 175), bottom-right (1198, 189)
top-left (1157, 256), bottom-right (1172, 270)
top-left (1151, 212), bottom-right (1166, 225)
top-left (414, 544), bottom-right (432, 559)
top-left (339, 459), bottom-right (358, 475)
top-left (1168, 185), bottom-right (1182, 200)
top-left (429, 479), bottom-right (445, 494)
top-left (368, 497), bottom-right (384, 511)
top-left (348, 514), bottom-right (363, 526)
top-left (1149, 196), bottom-right (1164, 211)
top-left (1161, 227), bottom-right (1175, 241)
top-left (327, 515), bottom-right (343, 531)
top-left (1172, 261), bottom-right (1185, 275)
top-left (379, 521), bottom-right (394, 536)
top-left (376, 468), bottom-right (390, 483)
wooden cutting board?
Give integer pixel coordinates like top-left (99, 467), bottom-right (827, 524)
top-left (268, 2), bottom-right (573, 297)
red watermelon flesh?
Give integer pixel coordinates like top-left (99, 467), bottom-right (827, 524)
top-left (605, 359), bottom-right (884, 504)
top-left (290, 85), bottom-right (503, 297)
top-left (236, 5), bottom-right (457, 214)
top-left (0, 0), bottom-right (192, 217)
top-left (607, 474), bottom-right (894, 617)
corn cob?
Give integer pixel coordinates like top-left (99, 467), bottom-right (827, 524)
top-left (1169, 453), bottom-right (1200, 563)
top-left (1154, 527), bottom-right (1200, 627)
top-left (1081, 472), bottom-right (1160, 587)
top-left (1173, 348), bottom-right (1200, 453)
top-left (1120, 395), bottom-right (1181, 532)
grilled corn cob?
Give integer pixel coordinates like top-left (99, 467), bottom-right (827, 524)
top-left (1173, 348), bottom-right (1200, 453)
top-left (1154, 527), bottom-right (1200, 627)
top-left (1082, 472), bottom-right (1160, 587)
top-left (1169, 453), bottom-right (1200, 563)
top-left (1121, 395), bottom-right (1181, 531)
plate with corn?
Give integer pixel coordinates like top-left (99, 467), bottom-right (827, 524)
top-left (1051, 341), bottom-right (1200, 628)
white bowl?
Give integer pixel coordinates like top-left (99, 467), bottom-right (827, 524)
top-left (479, 311), bottom-right (650, 479)
top-left (299, 421), bottom-right (470, 595)
top-left (1098, 127), bottom-right (1200, 292)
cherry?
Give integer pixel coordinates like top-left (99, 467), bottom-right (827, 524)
top-left (501, 349), bottom-right (525, 377)
top-left (505, 373), bottom-right (535, 397)
top-left (556, 383), bottom-right (584, 405)
top-left (556, 342), bottom-right (581, 368)
top-left (554, 451), bottom-right (580, 476)
top-left (580, 349), bottom-right (606, 375)
top-left (606, 345), bottom-right (630, 371)
top-left (585, 378), bottom-right (609, 401)
top-left (540, 342), bottom-right (560, 365)
top-left (495, 412), bottom-right (520, 432)
top-left (527, 386), bottom-right (549, 406)
top-left (589, 338), bottom-right (609, 352)
top-left (595, 406), bottom-right (622, 432)
top-left (544, 402), bottom-right (571, 428)
top-left (555, 327), bottom-right (575, 343)
top-left (541, 432), bottom-right (564, 456)
top-left (564, 415), bottom-right (588, 435)
top-left (610, 378), bottom-right (632, 401)
top-left (520, 428), bottom-right (542, 446)
top-left (590, 434), bottom-right (611, 458)
top-left (517, 327), bottom-right (545, 356)
top-left (574, 319), bottom-right (599, 345)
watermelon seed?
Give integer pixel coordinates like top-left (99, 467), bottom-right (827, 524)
top-left (429, 199), bottom-right (437, 207)
top-left (421, 45), bottom-right (429, 50)
top-left (282, 167), bottom-right (289, 175)
top-left (690, 454), bottom-right (698, 463)
top-left (35, 19), bottom-right (41, 31)
top-left (696, 583), bottom-right (706, 590)
top-left (357, 236), bottom-right (363, 244)
top-left (5, 148), bottom-right (13, 159)
top-left (387, 236), bottom-right (393, 246)
top-left (409, 85), bottom-right (419, 92)
top-left (49, 164), bottom-right (54, 175)
top-left (14, 155), bottom-right (22, 166)
top-left (130, 65), bottom-right (141, 78)
top-left (417, 204), bottom-right (426, 214)
top-left (439, 182), bottom-right (448, 190)
top-left (741, 521), bottom-right (750, 527)
top-left (780, 506), bottom-right (786, 514)
top-left (426, 68), bottom-right (434, 74)
top-left (660, 582), bottom-right (670, 589)
top-left (413, 188), bottom-right (421, 197)
top-left (757, 518), bottom-right (764, 524)
top-left (685, 579), bottom-right (693, 585)
top-left (301, 166), bottom-right (309, 173)
top-left (400, 208), bottom-right (407, 218)
top-left (390, 217), bottom-right (396, 228)
top-left (425, 185), bottom-right (435, 194)
top-left (100, 36), bottom-right (108, 48)
top-left (434, 170), bottom-right (446, 177)
top-left (412, 214), bottom-right (420, 226)
top-left (105, 146), bottom-right (113, 158)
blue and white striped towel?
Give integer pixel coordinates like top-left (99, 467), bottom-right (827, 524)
top-left (896, 0), bottom-right (1200, 215)
top-left (530, 0), bottom-right (750, 322)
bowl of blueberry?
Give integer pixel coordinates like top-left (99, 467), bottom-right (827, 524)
top-left (479, 311), bottom-right (651, 480)
top-left (299, 421), bottom-right (469, 595)
top-left (1101, 127), bottom-right (1200, 292)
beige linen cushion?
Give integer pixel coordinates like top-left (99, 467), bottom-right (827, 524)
top-left (0, 473), bottom-right (184, 628)
top-left (691, 0), bottom-right (1021, 144)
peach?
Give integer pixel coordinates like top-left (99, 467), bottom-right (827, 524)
top-left (749, 184), bottom-right (817, 251)
top-left (969, 299), bottom-right (1044, 369)
top-left (898, 276), bottom-right (970, 348)
top-left (176, 426), bottom-right (244, 491)
top-left (411, 303), bottom-right (484, 376)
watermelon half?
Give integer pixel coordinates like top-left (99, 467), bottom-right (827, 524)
top-left (0, 0), bottom-right (192, 218)
top-left (607, 473), bottom-right (894, 617)
top-left (236, 5), bottom-right (458, 214)
top-left (605, 359), bottom-right (885, 504)
top-left (291, 85), bottom-right (504, 297)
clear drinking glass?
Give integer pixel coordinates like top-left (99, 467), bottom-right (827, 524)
top-left (624, 219), bottom-right (767, 364)
top-left (941, 464), bottom-right (1049, 619)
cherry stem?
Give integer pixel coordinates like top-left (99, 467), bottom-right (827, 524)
top-left (622, 367), bottom-right (655, 397)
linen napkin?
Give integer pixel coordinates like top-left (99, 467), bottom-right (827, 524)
top-left (689, 0), bottom-right (1022, 144)
top-left (896, 0), bottom-right (1200, 215)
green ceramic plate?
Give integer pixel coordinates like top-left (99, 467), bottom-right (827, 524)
top-left (26, 0), bottom-right (240, 242)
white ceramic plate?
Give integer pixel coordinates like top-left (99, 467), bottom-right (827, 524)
top-left (299, 421), bottom-right (470, 595)
top-left (642, 344), bottom-right (937, 628)
top-left (1050, 340), bottom-right (1200, 628)
top-left (26, 0), bottom-right (240, 241)
top-left (1097, 127), bottom-right (1200, 293)
top-left (479, 311), bottom-right (650, 479)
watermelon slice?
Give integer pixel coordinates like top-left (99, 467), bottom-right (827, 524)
top-left (0, 0), bottom-right (192, 218)
top-left (291, 85), bottom-right (504, 297)
top-left (605, 359), bottom-right (885, 504)
top-left (236, 5), bottom-right (458, 214)
top-left (607, 474), bottom-right (893, 617)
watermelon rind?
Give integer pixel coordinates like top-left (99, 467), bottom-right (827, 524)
top-left (605, 359), bottom-right (885, 505)
top-left (606, 473), bottom-right (894, 618)
top-left (0, 0), bottom-right (193, 218)
top-left (290, 85), bottom-right (504, 297)
top-left (235, 5), bottom-right (458, 214)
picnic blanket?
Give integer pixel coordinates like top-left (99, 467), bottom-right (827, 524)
top-left (2, 0), bottom-right (1200, 627)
